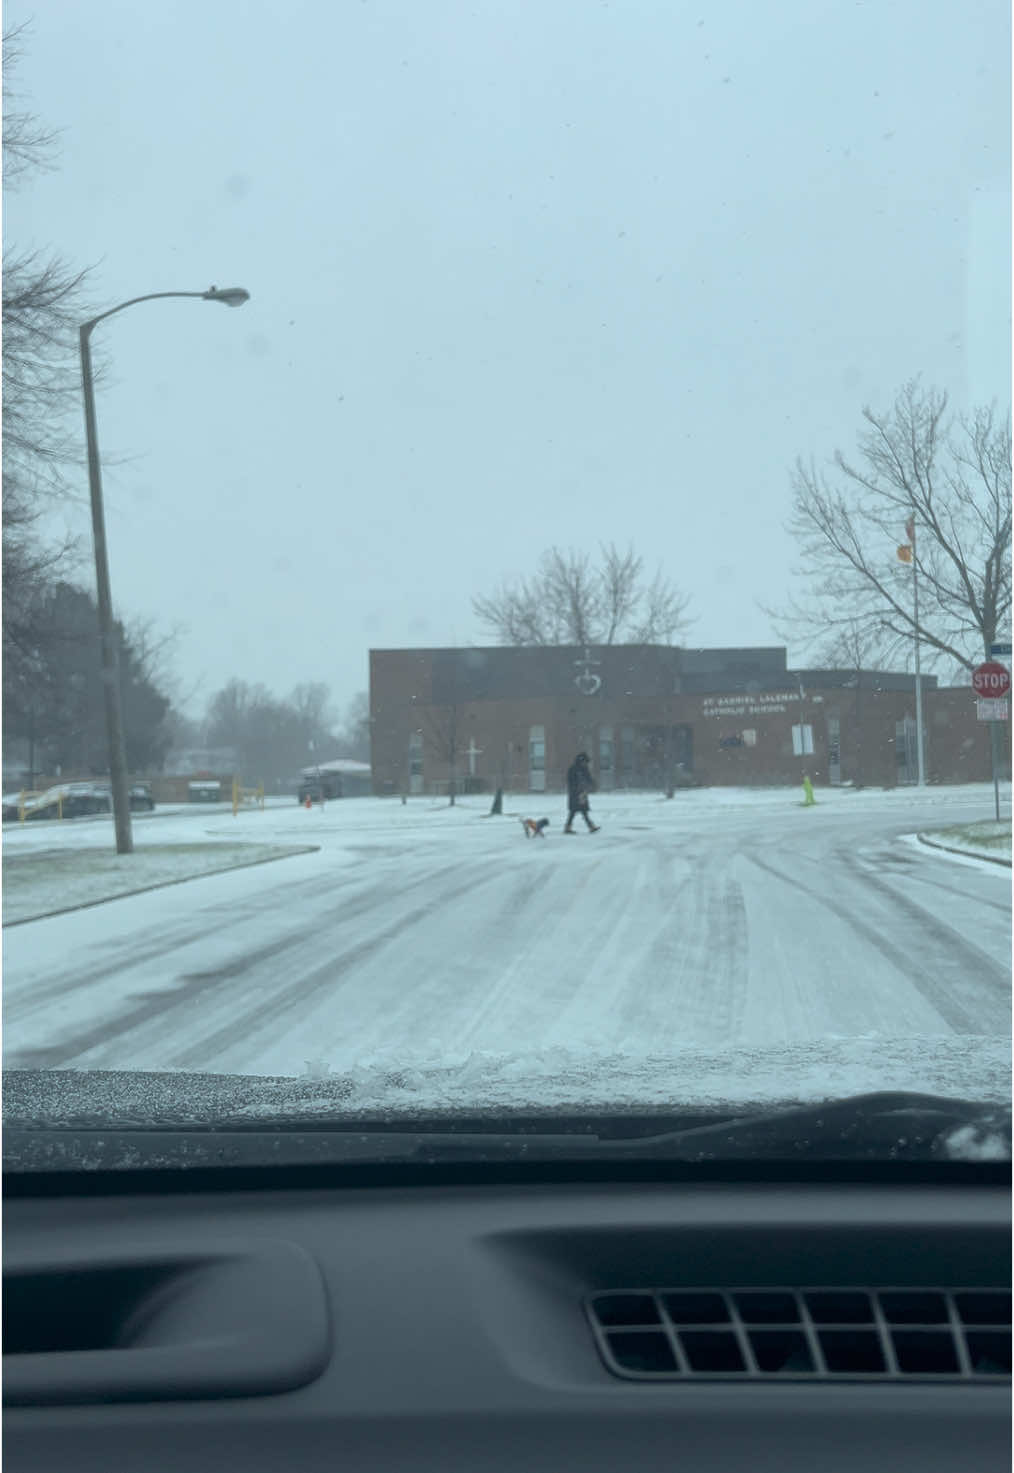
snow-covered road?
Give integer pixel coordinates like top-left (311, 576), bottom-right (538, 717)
top-left (3, 788), bottom-right (1010, 1107)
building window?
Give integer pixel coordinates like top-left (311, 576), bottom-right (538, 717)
top-left (895, 716), bottom-right (917, 783)
top-left (791, 724), bottom-right (814, 756)
top-left (598, 725), bottom-right (614, 789)
top-left (620, 725), bottom-right (635, 777)
top-left (408, 730), bottom-right (423, 792)
top-left (827, 716), bottom-right (841, 784)
top-left (529, 725), bottom-right (546, 793)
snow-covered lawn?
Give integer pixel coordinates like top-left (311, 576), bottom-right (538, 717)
top-left (3, 842), bottom-right (317, 926)
top-left (2, 798), bottom-right (312, 925)
top-left (919, 819), bottom-right (1012, 866)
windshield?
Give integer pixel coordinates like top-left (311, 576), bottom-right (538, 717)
top-left (2, 0), bottom-right (1010, 1166)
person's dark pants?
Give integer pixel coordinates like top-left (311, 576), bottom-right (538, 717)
top-left (566, 802), bottom-right (596, 830)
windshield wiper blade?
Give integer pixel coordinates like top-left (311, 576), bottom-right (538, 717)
top-left (5, 1093), bottom-right (1009, 1172)
top-left (593, 1092), bottom-right (1012, 1162)
top-left (365, 1093), bottom-right (1010, 1163)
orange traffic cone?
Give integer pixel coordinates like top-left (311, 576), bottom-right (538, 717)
top-left (304, 795), bottom-right (312, 810)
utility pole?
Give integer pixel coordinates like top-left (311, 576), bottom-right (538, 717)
top-left (80, 321), bottom-right (134, 855)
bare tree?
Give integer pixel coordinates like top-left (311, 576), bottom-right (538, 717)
top-left (818, 619), bottom-right (885, 673)
top-left (3, 28), bottom-right (92, 501)
top-left (3, 26), bottom-right (93, 682)
top-left (162, 707), bottom-right (203, 755)
top-left (473, 543), bottom-right (691, 647)
top-left (3, 23), bottom-right (60, 188)
top-left (2, 479), bottom-right (74, 654)
top-left (123, 614), bottom-right (182, 691)
top-left (290, 682), bottom-right (336, 745)
top-left (813, 619), bottom-right (895, 787)
top-left (335, 691), bottom-right (371, 762)
top-left (779, 382), bottom-right (1011, 671)
top-left (205, 679), bottom-right (261, 755)
top-left (202, 679), bottom-right (348, 786)
top-left (3, 581), bottom-right (174, 778)
top-left (421, 702), bottom-right (459, 805)
top-left (3, 248), bottom-right (91, 488)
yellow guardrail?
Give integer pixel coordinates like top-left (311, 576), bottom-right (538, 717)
top-left (232, 779), bottom-right (265, 816)
top-left (18, 789), bottom-right (62, 821)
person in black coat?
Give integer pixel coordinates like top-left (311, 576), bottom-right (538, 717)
top-left (564, 751), bottom-right (599, 833)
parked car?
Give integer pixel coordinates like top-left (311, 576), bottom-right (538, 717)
top-left (128, 784), bottom-right (156, 812)
top-left (3, 782), bottom-right (155, 821)
top-left (90, 784), bottom-right (156, 814)
top-left (62, 784), bottom-right (112, 817)
top-left (298, 773), bottom-right (344, 803)
top-left (188, 780), bottom-right (222, 803)
top-left (20, 783), bottom-right (113, 820)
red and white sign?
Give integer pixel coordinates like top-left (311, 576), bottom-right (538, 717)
top-left (972, 662), bottom-right (1011, 698)
top-left (977, 699), bottom-right (1010, 722)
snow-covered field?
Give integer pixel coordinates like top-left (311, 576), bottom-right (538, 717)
top-left (3, 785), bottom-right (1011, 1111)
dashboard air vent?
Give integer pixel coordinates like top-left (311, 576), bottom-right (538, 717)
top-left (588, 1288), bottom-right (1011, 1382)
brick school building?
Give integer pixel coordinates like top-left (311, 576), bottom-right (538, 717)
top-left (369, 644), bottom-right (999, 796)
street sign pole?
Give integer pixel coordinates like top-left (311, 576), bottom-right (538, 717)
top-left (911, 522), bottom-right (925, 785)
top-left (974, 657), bottom-right (1011, 822)
top-left (991, 645), bottom-right (1011, 822)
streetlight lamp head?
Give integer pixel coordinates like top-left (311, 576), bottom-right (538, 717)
top-left (203, 286), bottom-right (250, 307)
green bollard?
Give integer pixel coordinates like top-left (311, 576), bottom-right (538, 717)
top-left (802, 775), bottom-right (816, 807)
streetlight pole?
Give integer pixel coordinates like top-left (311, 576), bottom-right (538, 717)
top-left (79, 286), bottom-right (249, 854)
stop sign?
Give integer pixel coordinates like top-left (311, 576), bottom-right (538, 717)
top-left (972, 661), bottom-right (1011, 697)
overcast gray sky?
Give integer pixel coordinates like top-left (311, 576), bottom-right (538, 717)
top-left (6, 0), bottom-right (1010, 716)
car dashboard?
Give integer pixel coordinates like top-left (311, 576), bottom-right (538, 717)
top-left (3, 1159), bottom-right (1010, 1472)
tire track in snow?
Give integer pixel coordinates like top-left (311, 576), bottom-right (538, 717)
top-left (347, 830), bottom-right (643, 1060)
top-left (356, 857), bottom-right (556, 1058)
top-left (5, 858), bottom-right (504, 1070)
top-left (836, 845), bottom-right (1010, 1012)
top-left (620, 842), bottom-right (748, 1046)
top-left (853, 840), bottom-right (1012, 916)
top-left (2, 869), bottom-right (347, 1022)
top-left (745, 850), bottom-right (1006, 1034)
top-left (168, 856), bottom-right (519, 1072)
top-left (2, 855), bottom-right (470, 1027)
top-left (440, 833), bottom-right (717, 1056)
top-left (448, 848), bottom-right (636, 1053)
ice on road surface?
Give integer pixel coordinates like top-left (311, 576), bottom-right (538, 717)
top-left (3, 788), bottom-right (1011, 1109)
